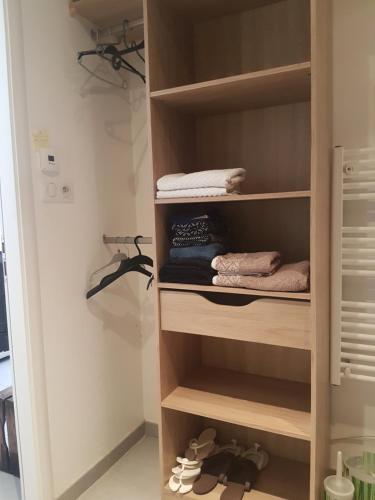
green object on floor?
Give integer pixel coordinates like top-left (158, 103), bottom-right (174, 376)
top-left (363, 452), bottom-right (375, 475)
top-left (345, 455), bottom-right (375, 500)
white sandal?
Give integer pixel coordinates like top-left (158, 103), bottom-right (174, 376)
top-left (168, 474), bottom-right (182, 493)
top-left (168, 470), bottom-right (197, 494)
top-left (172, 465), bottom-right (201, 478)
top-left (242, 443), bottom-right (269, 471)
top-left (179, 476), bottom-right (196, 495)
top-left (176, 456), bottom-right (202, 468)
top-left (212, 439), bottom-right (244, 457)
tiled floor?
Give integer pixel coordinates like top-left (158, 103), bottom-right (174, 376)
top-left (0, 357), bottom-right (12, 390)
top-left (0, 471), bottom-right (21, 500)
top-left (78, 437), bottom-right (160, 500)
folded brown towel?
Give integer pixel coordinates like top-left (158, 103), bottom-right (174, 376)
top-left (212, 261), bottom-right (310, 292)
top-left (212, 252), bottom-right (281, 276)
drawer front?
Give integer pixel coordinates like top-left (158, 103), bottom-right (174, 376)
top-left (160, 291), bottom-right (311, 350)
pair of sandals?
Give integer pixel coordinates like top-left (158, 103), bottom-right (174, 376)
top-left (168, 457), bottom-right (203, 494)
top-left (193, 441), bottom-right (269, 500)
top-left (168, 429), bottom-right (217, 495)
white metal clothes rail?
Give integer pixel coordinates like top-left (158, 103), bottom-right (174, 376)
top-left (331, 146), bottom-right (375, 384)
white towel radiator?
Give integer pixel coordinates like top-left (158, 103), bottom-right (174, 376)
top-left (331, 146), bottom-right (375, 384)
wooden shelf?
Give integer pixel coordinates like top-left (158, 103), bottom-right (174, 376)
top-left (162, 0), bottom-right (282, 21)
top-left (162, 367), bottom-right (311, 441)
top-left (163, 455), bottom-right (310, 500)
top-left (158, 283), bottom-right (310, 301)
top-left (155, 190), bottom-right (311, 205)
top-left (151, 63), bottom-right (311, 115)
top-left (69, 0), bottom-right (143, 28)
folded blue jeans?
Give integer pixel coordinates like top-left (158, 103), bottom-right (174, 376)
top-left (169, 243), bottom-right (226, 261)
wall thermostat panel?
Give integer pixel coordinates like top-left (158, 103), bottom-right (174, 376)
top-left (40, 148), bottom-right (59, 174)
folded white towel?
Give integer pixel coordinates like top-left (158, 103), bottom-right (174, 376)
top-left (156, 187), bottom-right (240, 199)
top-left (157, 169), bottom-right (246, 191)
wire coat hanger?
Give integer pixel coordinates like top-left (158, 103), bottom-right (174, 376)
top-left (78, 39), bottom-right (145, 88)
top-left (78, 57), bottom-right (128, 90)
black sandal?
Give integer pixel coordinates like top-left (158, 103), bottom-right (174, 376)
top-left (221, 456), bottom-right (259, 500)
top-left (193, 452), bottom-right (235, 495)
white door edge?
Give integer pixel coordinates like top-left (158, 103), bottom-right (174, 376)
top-left (0, 1), bottom-right (53, 499)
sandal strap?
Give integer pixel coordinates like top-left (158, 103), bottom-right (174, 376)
top-left (189, 438), bottom-right (213, 451)
top-left (213, 441), bottom-right (245, 458)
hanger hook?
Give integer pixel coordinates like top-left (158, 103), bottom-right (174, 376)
top-left (147, 274), bottom-right (154, 290)
top-left (134, 235), bottom-right (143, 255)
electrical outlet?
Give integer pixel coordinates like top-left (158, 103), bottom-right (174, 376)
top-left (42, 180), bottom-right (74, 203)
top-left (61, 183), bottom-right (74, 203)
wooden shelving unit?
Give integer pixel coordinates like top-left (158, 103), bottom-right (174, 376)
top-left (162, 367), bottom-right (311, 441)
top-left (69, 0), bottom-right (143, 27)
top-left (151, 62), bottom-right (311, 115)
top-left (160, 0), bottom-right (281, 20)
top-left (155, 190), bottom-right (311, 205)
top-left (164, 455), bottom-right (311, 500)
top-left (145, 0), bottom-right (331, 498)
top-left (157, 282), bottom-right (311, 301)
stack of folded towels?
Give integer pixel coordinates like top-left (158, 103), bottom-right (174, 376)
top-left (212, 252), bottom-right (310, 292)
top-left (156, 168), bottom-right (246, 199)
top-left (159, 212), bottom-right (226, 285)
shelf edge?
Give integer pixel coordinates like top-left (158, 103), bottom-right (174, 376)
top-left (155, 191), bottom-right (311, 205)
top-left (151, 61), bottom-right (312, 100)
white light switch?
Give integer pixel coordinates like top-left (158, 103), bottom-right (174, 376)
top-left (47, 182), bottom-right (57, 198)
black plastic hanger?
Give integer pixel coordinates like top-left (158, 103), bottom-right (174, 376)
top-left (86, 236), bottom-right (153, 299)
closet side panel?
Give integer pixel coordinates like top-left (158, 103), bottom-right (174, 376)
top-left (310, 0), bottom-right (332, 497)
top-left (144, 0), bottom-right (164, 488)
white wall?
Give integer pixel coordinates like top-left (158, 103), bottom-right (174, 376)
top-left (331, 0), bottom-right (375, 458)
top-left (19, 1), bottom-right (149, 497)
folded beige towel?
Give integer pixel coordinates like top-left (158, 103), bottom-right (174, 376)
top-left (157, 169), bottom-right (246, 191)
top-left (212, 252), bottom-right (281, 276)
top-left (156, 186), bottom-right (240, 199)
top-left (212, 261), bottom-right (310, 292)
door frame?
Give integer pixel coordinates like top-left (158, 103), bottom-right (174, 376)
top-left (0, 0), bottom-right (53, 499)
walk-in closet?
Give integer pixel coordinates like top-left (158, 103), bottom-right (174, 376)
top-left (4, 0), bottom-right (336, 498)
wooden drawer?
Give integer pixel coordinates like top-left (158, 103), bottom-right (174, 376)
top-left (160, 291), bottom-right (311, 350)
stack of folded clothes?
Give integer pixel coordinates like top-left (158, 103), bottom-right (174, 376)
top-left (156, 168), bottom-right (246, 199)
top-left (159, 212), bottom-right (226, 285)
top-left (212, 252), bottom-right (310, 292)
